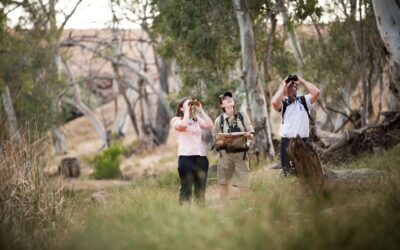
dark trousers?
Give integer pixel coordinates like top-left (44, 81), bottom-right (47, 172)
top-left (178, 155), bottom-right (209, 204)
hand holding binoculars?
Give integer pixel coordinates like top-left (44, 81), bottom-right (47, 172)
top-left (188, 100), bottom-right (201, 107)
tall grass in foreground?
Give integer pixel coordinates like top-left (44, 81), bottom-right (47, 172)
top-left (57, 146), bottom-right (400, 250)
top-left (0, 136), bottom-right (65, 250)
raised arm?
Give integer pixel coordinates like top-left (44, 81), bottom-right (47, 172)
top-left (196, 102), bottom-right (213, 129)
top-left (271, 79), bottom-right (288, 112)
top-left (174, 100), bottom-right (191, 131)
top-left (298, 76), bottom-right (320, 104)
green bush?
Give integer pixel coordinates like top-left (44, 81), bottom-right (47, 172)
top-left (91, 144), bottom-right (122, 179)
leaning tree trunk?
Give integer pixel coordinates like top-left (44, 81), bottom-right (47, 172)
top-left (232, 0), bottom-right (275, 158)
top-left (61, 58), bottom-right (109, 147)
top-left (121, 87), bottom-right (140, 137)
top-left (287, 136), bottom-right (385, 194)
top-left (372, 0), bottom-right (400, 110)
top-left (1, 85), bottom-right (21, 143)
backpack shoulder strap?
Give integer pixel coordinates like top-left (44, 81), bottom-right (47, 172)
top-left (219, 114), bottom-right (224, 132)
top-left (236, 112), bottom-right (246, 132)
top-left (281, 99), bottom-right (289, 124)
top-left (300, 95), bottom-right (313, 121)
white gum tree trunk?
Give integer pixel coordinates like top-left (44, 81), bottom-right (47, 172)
top-left (372, 0), bottom-right (400, 110)
top-left (232, 0), bottom-right (275, 157)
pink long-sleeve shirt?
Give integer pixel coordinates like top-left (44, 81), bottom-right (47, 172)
top-left (170, 116), bottom-right (207, 156)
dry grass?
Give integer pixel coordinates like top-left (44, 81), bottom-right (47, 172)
top-left (55, 146), bottom-right (400, 250)
top-left (0, 135), bottom-right (65, 249)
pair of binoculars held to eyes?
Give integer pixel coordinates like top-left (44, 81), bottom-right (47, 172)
top-left (285, 74), bottom-right (298, 83)
top-left (188, 100), bottom-right (201, 107)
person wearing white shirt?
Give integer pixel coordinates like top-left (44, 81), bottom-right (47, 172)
top-left (271, 75), bottom-right (320, 176)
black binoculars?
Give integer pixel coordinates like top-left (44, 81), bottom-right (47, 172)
top-left (285, 74), bottom-right (298, 83)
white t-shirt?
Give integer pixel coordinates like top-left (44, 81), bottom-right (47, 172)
top-left (279, 94), bottom-right (313, 138)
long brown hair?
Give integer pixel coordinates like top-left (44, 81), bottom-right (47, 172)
top-left (175, 98), bottom-right (188, 118)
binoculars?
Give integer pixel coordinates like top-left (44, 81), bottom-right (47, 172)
top-left (188, 100), bottom-right (200, 106)
top-left (285, 74), bottom-right (298, 83)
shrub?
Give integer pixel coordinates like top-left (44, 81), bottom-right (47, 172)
top-left (91, 144), bottom-right (122, 179)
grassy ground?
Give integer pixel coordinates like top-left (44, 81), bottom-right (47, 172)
top-left (6, 146), bottom-right (400, 250)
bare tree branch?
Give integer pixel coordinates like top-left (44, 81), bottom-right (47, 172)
top-left (326, 106), bottom-right (350, 119)
top-left (58, 0), bottom-right (84, 33)
top-left (37, 0), bottom-right (49, 16)
top-left (60, 38), bottom-right (173, 118)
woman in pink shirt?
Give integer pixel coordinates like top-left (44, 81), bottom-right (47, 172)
top-left (170, 98), bottom-right (213, 204)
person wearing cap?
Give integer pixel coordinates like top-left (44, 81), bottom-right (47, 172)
top-left (213, 91), bottom-right (255, 199)
top-left (171, 98), bottom-right (214, 204)
top-left (271, 75), bottom-right (320, 176)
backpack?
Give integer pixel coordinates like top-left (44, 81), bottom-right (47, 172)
top-left (281, 95), bottom-right (313, 124)
top-left (219, 112), bottom-right (246, 133)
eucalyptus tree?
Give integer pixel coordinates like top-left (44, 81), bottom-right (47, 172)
top-left (115, 0), bottom-right (174, 144)
top-left (232, 0), bottom-right (275, 156)
top-left (151, 0), bottom-right (333, 156)
top-left (0, 0), bottom-right (84, 145)
top-left (151, 0), bottom-right (280, 156)
top-left (372, 0), bottom-right (400, 111)
top-left (151, 0), bottom-right (241, 110)
top-left (296, 0), bottom-right (385, 131)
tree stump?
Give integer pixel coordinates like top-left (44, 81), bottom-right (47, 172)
top-left (58, 157), bottom-right (80, 178)
top-left (288, 137), bottom-right (325, 193)
top-left (288, 136), bottom-right (385, 193)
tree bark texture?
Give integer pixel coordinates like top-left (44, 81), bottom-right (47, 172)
top-left (372, 0), bottom-right (400, 109)
top-left (1, 85), bottom-right (21, 143)
top-left (232, 0), bottom-right (275, 157)
top-left (288, 136), bottom-right (385, 194)
top-left (121, 87), bottom-right (140, 137)
top-left (315, 112), bottom-right (400, 164)
top-left (154, 58), bottom-right (171, 144)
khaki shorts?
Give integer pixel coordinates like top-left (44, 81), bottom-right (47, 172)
top-left (217, 151), bottom-right (249, 188)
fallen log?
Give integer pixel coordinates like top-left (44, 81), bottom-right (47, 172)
top-left (312, 112), bottom-right (400, 164)
top-left (287, 137), bottom-right (385, 193)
